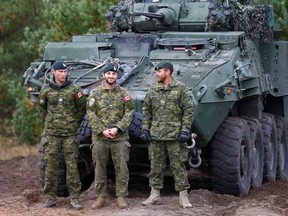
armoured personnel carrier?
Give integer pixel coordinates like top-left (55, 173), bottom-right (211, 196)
top-left (23, 0), bottom-right (288, 196)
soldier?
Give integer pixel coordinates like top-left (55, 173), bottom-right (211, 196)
top-left (140, 61), bottom-right (194, 208)
top-left (38, 61), bottom-right (86, 209)
top-left (87, 63), bottom-right (134, 209)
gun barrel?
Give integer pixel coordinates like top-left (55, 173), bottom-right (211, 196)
top-left (139, 12), bottom-right (164, 20)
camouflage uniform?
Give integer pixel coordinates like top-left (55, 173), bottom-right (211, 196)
top-left (142, 79), bottom-right (194, 191)
top-left (38, 78), bottom-right (86, 200)
top-left (87, 81), bottom-right (134, 197)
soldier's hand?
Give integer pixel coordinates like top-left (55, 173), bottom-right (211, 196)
top-left (102, 129), bottom-right (114, 139)
top-left (140, 130), bottom-right (151, 142)
top-left (108, 127), bottom-right (119, 139)
top-left (178, 131), bottom-right (190, 143)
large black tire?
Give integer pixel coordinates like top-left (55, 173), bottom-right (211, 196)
top-left (259, 113), bottom-right (277, 182)
top-left (242, 117), bottom-right (264, 188)
top-left (129, 112), bottom-right (145, 144)
top-left (275, 116), bottom-right (288, 180)
top-left (210, 117), bottom-right (252, 196)
top-left (77, 114), bottom-right (92, 144)
top-left (128, 112), bottom-right (150, 172)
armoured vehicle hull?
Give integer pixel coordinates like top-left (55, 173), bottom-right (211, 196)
top-left (23, 0), bottom-right (288, 197)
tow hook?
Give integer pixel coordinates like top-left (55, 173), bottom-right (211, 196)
top-left (188, 133), bottom-right (202, 168)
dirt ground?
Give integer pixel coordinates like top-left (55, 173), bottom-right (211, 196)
top-left (1, 154), bottom-right (288, 216)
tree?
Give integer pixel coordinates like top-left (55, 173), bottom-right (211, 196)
top-left (0, 0), bottom-right (43, 118)
top-left (0, 0), bottom-right (42, 74)
top-left (22, 0), bottom-right (117, 59)
top-left (0, 0), bottom-right (117, 144)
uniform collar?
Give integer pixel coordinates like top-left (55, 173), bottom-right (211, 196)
top-left (49, 77), bottom-right (72, 90)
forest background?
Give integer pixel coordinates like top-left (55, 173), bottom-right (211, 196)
top-left (0, 0), bottom-right (287, 146)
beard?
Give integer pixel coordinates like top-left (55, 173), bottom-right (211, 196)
top-left (105, 78), bottom-right (116, 85)
top-left (104, 76), bottom-right (117, 88)
top-left (157, 76), bottom-right (165, 83)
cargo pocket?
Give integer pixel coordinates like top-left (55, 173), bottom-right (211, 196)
top-left (124, 141), bottom-right (131, 148)
top-left (42, 136), bottom-right (49, 162)
top-left (123, 141), bottom-right (130, 162)
top-left (148, 143), bottom-right (152, 161)
top-left (90, 143), bottom-right (96, 166)
top-left (179, 142), bottom-right (188, 162)
top-left (90, 143), bottom-right (94, 151)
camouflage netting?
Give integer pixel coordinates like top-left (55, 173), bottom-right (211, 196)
top-left (105, 0), bottom-right (132, 32)
top-left (232, 2), bottom-right (273, 43)
top-left (206, 0), bottom-right (273, 43)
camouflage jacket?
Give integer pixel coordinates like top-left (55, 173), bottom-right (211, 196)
top-left (38, 78), bottom-right (86, 136)
top-left (87, 81), bottom-right (134, 142)
top-left (142, 79), bottom-right (194, 140)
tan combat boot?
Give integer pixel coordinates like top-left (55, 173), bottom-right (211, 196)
top-left (179, 190), bottom-right (192, 208)
top-left (142, 188), bottom-right (162, 206)
top-left (42, 198), bottom-right (56, 208)
top-left (70, 198), bottom-right (82, 210)
top-left (92, 197), bottom-right (108, 209)
top-left (117, 196), bottom-right (128, 209)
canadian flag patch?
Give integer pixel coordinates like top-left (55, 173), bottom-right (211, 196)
top-left (123, 95), bottom-right (132, 101)
top-left (75, 91), bottom-right (83, 99)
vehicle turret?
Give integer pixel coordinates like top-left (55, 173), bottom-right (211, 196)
top-left (106, 0), bottom-right (273, 42)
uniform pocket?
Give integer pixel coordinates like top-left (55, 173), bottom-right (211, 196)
top-left (124, 141), bottom-right (131, 148)
top-left (121, 141), bottom-right (130, 162)
top-left (179, 142), bottom-right (188, 162)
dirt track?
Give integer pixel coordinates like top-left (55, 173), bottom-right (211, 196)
top-left (1, 155), bottom-right (288, 216)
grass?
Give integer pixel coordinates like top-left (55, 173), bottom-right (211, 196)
top-left (0, 136), bottom-right (38, 160)
top-left (0, 117), bottom-right (38, 160)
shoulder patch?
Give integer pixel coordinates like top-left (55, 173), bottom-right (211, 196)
top-left (124, 95), bottom-right (132, 101)
top-left (88, 98), bottom-right (95, 107)
top-left (75, 91), bottom-right (83, 99)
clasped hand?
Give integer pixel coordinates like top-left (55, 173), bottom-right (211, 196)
top-left (102, 127), bottom-right (118, 139)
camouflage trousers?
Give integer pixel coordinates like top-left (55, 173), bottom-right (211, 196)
top-left (92, 140), bottom-right (130, 197)
top-left (43, 135), bottom-right (81, 199)
top-left (148, 140), bottom-right (190, 191)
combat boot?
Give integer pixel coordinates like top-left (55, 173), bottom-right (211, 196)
top-left (92, 197), bottom-right (108, 209)
top-left (42, 198), bottom-right (56, 208)
top-left (179, 190), bottom-right (192, 208)
top-left (142, 188), bottom-right (162, 206)
top-left (70, 198), bottom-right (82, 210)
top-left (117, 196), bottom-right (128, 209)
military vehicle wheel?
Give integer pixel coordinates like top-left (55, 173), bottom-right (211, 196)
top-left (129, 112), bottom-right (145, 144)
top-left (211, 117), bottom-right (252, 196)
top-left (275, 116), bottom-right (288, 180)
top-left (77, 114), bottom-right (92, 144)
top-left (242, 117), bottom-right (264, 188)
top-left (260, 113), bottom-right (277, 182)
top-left (128, 112), bottom-right (150, 172)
